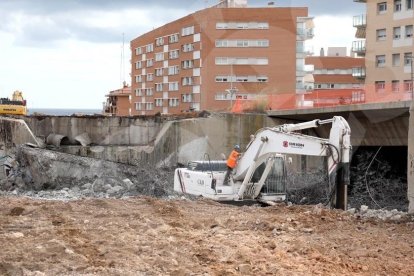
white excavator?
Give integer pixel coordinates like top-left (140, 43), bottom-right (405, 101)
top-left (174, 116), bottom-right (351, 210)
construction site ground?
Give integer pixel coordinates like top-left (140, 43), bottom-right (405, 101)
top-left (1, 196), bottom-right (414, 275)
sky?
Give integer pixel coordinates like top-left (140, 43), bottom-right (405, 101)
top-left (0, 0), bottom-right (364, 109)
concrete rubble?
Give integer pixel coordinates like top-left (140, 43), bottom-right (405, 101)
top-left (347, 205), bottom-right (409, 221)
top-left (0, 146), bottom-right (175, 199)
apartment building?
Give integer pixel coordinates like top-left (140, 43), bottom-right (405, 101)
top-left (130, 0), bottom-right (313, 115)
top-left (103, 83), bottom-right (131, 116)
top-left (353, 0), bottom-right (413, 101)
top-left (305, 53), bottom-right (365, 107)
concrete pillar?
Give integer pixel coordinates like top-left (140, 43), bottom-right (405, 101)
top-left (409, 101), bottom-right (414, 213)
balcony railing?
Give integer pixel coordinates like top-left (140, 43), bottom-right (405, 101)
top-left (297, 28), bottom-right (314, 40)
top-left (353, 14), bottom-right (366, 28)
top-left (352, 67), bottom-right (366, 79)
top-left (352, 40), bottom-right (366, 56)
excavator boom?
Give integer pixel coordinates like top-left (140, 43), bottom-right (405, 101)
top-left (174, 116), bottom-right (351, 209)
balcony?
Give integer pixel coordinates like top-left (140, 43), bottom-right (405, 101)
top-left (352, 67), bottom-right (366, 79)
top-left (353, 15), bottom-right (366, 38)
top-left (297, 28), bottom-right (314, 41)
top-left (352, 40), bottom-right (366, 56)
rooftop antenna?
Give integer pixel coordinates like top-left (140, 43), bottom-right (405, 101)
top-left (120, 33), bottom-right (125, 87)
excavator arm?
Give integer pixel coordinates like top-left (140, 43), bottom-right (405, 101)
top-left (233, 116), bottom-right (351, 208)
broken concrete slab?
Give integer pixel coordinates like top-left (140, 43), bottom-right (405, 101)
top-left (1, 146), bottom-right (175, 199)
top-left (74, 132), bottom-right (91, 146)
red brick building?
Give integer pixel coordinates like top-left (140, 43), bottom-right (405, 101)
top-left (130, 1), bottom-right (313, 115)
top-left (103, 83), bottom-right (131, 116)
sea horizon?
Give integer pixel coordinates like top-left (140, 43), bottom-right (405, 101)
top-left (28, 108), bottom-right (102, 116)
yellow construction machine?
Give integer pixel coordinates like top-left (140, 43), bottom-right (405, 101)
top-left (0, 91), bottom-right (27, 116)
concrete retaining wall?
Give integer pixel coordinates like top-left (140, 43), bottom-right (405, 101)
top-left (22, 116), bottom-right (163, 146)
top-left (56, 114), bottom-right (284, 167)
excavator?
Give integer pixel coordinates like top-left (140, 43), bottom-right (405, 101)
top-left (174, 116), bottom-right (351, 210)
top-left (0, 91), bottom-right (27, 116)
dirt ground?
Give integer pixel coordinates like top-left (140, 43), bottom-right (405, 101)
top-left (1, 196), bottom-right (414, 275)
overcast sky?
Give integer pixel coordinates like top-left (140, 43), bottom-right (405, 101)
top-left (0, 0), bottom-right (364, 109)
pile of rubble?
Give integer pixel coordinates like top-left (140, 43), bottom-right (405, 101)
top-left (348, 205), bottom-right (409, 221)
top-left (0, 146), bottom-right (176, 200)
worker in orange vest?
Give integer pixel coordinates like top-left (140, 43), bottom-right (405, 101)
top-left (223, 145), bottom-right (241, 185)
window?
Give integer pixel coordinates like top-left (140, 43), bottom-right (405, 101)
top-left (392, 80), bottom-right (400, 92)
top-left (235, 76), bottom-right (248, 82)
top-left (236, 40), bottom-right (249, 47)
top-left (168, 98), bottom-right (179, 107)
top-left (168, 65), bottom-right (179, 75)
top-left (169, 49), bottom-right (179, 59)
top-left (377, 2), bottom-right (387, 13)
top-left (257, 40), bottom-right (269, 47)
top-left (146, 59), bottom-right (154, 67)
top-left (168, 82), bottom-right (179, 91)
top-left (135, 89), bottom-right (142, 96)
top-left (394, 0), bottom-right (402, 11)
top-left (145, 103), bottom-right (153, 111)
top-left (406, 25), bottom-right (413, 38)
top-left (393, 53), bottom-right (401, 66)
top-left (155, 98), bottom-right (163, 107)
top-left (135, 61), bottom-right (142, 69)
top-left (136, 47), bottom-right (142, 55)
top-left (182, 77), bottom-right (194, 86)
top-left (407, 0), bottom-right (413, 10)
top-left (404, 80), bottom-right (413, 92)
top-left (135, 102), bottom-right (142, 111)
top-left (146, 73), bottom-right (154, 82)
top-left (215, 76), bottom-right (229, 82)
top-left (155, 83), bottom-right (163, 92)
top-left (215, 40), bottom-right (228, 47)
top-left (404, 52), bottom-right (413, 65)
top-left (182, 94), bottom-right (192, 103)
top-left (376, 29), bottom-right (386, 40)
top-left (182, 43), bottom-right (194, 52)
top-left (393, 27), bottom-right (401, 39)
top-left (169, 33), bottom-right (179, 43)
top-left (376, 55), bottom-right (386, 67)
top-left (155, 68), bottom-right (163, 77)
top-left (375, 81), bottom-right (386, 92)
top-left (182, 60), bottom-right (194, 69)
top-left (155, 37), bottom-right (164, 46)
top-left (257, 76), bottom-right (268, 82)
top-left (155, 52), bottom-right (164, 62)
top-left (145, 88), bottom-right (153, 96)
top-left (146, 43), bottom-right (154, 53)
top-left (257, 22), bottom-right (269, 29)
top-left (135, 75), bottom-right (142, 83)
top-left (181, 26), bottom-right (194, 36)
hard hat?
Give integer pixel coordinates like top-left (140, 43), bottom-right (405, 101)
top-left (234, 144), bottom-right (240, 150)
